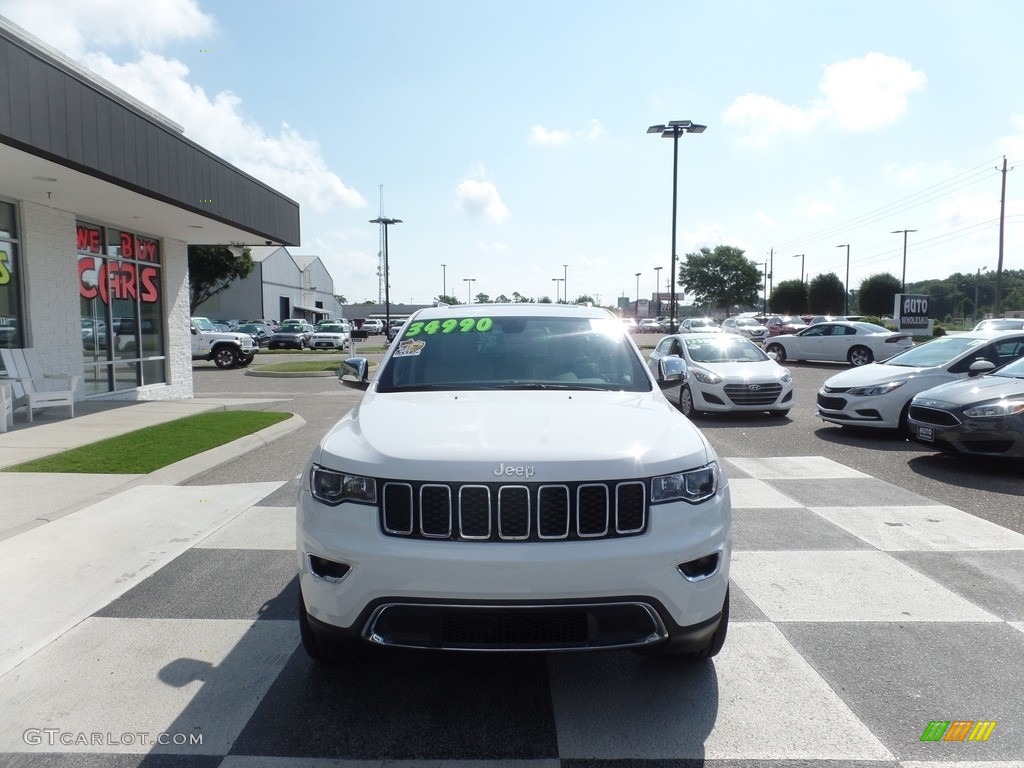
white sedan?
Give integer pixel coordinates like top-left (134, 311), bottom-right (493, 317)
top-left (648, 333), bottom-right (795, 418)
top-left (817, 330), bottom-right (1024, 432)
top-left (764, 321), bottom-right (913, 366)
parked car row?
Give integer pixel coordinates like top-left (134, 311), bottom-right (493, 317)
top-left (646, 325), bottom-right (1024, 461)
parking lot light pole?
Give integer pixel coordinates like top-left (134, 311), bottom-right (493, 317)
top-left (793, 253), bottom-right (805, 284)
top-left (836, 244), bottom-right (850, 315)
top-left (635, 272), bottom-right (642, 319)
top-left (552, 277), bottom-right (564, 303)
top-left (370, 216), bottom-right (402, 334)
top-left (463, 278), bottom-right (476, 304)
top-left (891, 229), bottom-right (916, 293)
top-left (441, 263), bottom-right (446, 302)
top-left (648, 120), bottom-right (706, 333)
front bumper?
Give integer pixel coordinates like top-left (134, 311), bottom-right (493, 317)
top-left (817, 390), bottom-right (902, 429)
top-left (297, 484), bottom-right (731, 651)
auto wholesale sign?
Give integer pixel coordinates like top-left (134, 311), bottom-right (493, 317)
top-left (895, 294), bottom-right (930, 331)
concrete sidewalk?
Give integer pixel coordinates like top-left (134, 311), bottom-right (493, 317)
top-left (0, 397), bottom-right (303, 541)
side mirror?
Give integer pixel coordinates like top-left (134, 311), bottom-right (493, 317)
top-left (968, 360), bottom-right (996, 376)
top-left (340, 357), bottom-right (369, 388)
top-left (767, 351), bottom-right (779, 361)
top-left (657, 356), bottom-right (687, 389)
top-left (190, 326), bottom-right (198, 335)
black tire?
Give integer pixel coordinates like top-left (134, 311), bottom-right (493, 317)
top-left (213, 346), bottom-right (239, 369)
top-left (678, 385), bottom-right (696, 417)
top-left (897, 401), bottom-right (912, 438)
top-left (238, 354), bottom-right (255, 367)
top-left (298, 590), bottom-right (360, 664)
top-left (679, 587), bottom-right (729, 661)
top-left (848, 345), bottom-right (873, 366)
top-left (765, 343), bottom-right (786, 362)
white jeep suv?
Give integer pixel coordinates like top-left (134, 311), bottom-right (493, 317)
top-left (297, 303), bottom-right (731, 661)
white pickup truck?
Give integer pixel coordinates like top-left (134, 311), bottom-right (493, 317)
top-left (190, 317), bottom-right (258, 368)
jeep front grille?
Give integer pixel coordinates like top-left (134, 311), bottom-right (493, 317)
top-left (381, 480), bottom-right (647, 541)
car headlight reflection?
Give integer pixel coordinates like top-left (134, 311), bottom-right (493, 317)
top-left (652, 462), bottom-right (719, 505)
top-left (963, 400), bottom-right (1024, 418)
top-left (849, 380), bottom-right (906, 396)
top-left (691, 368), bottom-right (723, 385)
top-left (779, 368), bottom-right (792, 383)
top-left (310, 465), bottom-right (377, 505)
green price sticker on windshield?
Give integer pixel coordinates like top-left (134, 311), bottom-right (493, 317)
top-left (405, 317), bottom-right (493, 337)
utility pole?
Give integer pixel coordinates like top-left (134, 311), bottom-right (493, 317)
top-left (994, 156), bottom-right (1014, 316)
top-left (767, 248), bottom-right (774, 312)
top-left (891, 229), bottom-right (916, 293)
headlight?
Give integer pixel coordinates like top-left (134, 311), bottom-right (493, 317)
top-left (848, 380), bottom-right (906, 396)
top-left (963, 400), bottom-right (1024, 418)
top-left (691, 368), bottom-right (723, 385)
top-left (779, 368), bottom-right (792, 383)
top-left (652, 462), bottom-right (719, 505)
top-left (310, 465), bottom-right (377, 505)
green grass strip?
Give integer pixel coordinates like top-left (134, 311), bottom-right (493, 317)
top-left (2, 410), bottom-right (292, 474)
top-left (257, 360), bottom-right (342, 372)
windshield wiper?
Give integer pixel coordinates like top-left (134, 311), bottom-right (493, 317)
top-left (495, 382), bottom-right (608, 391)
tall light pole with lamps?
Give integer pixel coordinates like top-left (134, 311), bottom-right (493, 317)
top-left (370, 216), bottom-right (401, 334)
top-left (463, 278), bottom-right (476, 305)
top-left (441, 263), bottom-right (446, 301)
top-left (552, 277), bottom-right (564, 303)
top-left (836, 244), bottom-right (850, 315)
top-left (891, 229), bottom-right (916, 293)
top-left (634, 272), bottom-right (642, 319)
top-left (647, 120), bottom-right (705, 332)
top-left (793, 253), bottom-right (805, 284)
top-left (563, 264), bottom-right (569, 303)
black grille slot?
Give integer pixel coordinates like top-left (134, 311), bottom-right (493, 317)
top-left (538, 486), bottom-right (570, 538)
top-left (442, 609), bottom-right (588, 646)
top-left (577, 484), bottom-right (609, 537)
top-left (420, 485), bottom-right (452, 538)
top-left (616, 482), bottom-right (646, 533)
top-left (724, 382), bottom-right (782, 405)
top-left (382, 483), bottom-right (413, 534)
top-left (459, 486), bottom-right (491, 538)
top-left (498, 486), bottom-right (530, 539)
top-left (817, 394), bottom-right (847, 410)
top-left (908, 405), bottom-right (960, 426)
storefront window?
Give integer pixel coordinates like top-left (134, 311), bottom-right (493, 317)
top-left (0, 200), bottom-right (23, 354)
top-left (78, 221), bottom-right (166, 394)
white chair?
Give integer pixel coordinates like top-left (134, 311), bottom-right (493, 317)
top-left (0, 348), bottom-right (78, 423)
top-left (1, 379), bottom-right (13, 433)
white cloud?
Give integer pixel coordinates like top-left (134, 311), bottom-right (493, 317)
top-left (529, 119), bottom-right (605, 146)
top-left (81, 52), bottom-right (365, 212)
top-left (819, 52), bottom-right (926, 131)
top-left (476, 241), bottom-right (509, 252)
top-left (723, 52), bottom-right (925, 145)
top-left (755, 212), bottom-right (777, 227)
top-left (456, 177), bottom-right (511, 222)
top-left (997, 114), bottom-right (1024, 158)
top-left (0, 0), bottom-right (214, 57)
top-left (802, 200), bottom-right (835, 217)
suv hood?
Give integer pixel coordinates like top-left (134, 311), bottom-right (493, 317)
top-left (313, 390), bottom-right (714, 482)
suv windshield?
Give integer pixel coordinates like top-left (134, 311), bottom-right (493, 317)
top-left (377, 315), bottom-right (651, 393)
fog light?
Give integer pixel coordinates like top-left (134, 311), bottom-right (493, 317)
top-left (307, 554), bottom-right (351, 583)
top-left (677, 553), bottom-right (719, 581)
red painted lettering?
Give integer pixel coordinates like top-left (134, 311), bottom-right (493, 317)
top-left (140, 266), bottom-right (159, 302)
top-left (120, 232), bottom-right (134, 259)
top-left (76, 225), bottom-right (101, 253)
top-left (137, 238), bottom-right (159, 263)
top-left (108, 262), bottom-right (137, 300)
top-left (78, 258), bottom-right (100, 300)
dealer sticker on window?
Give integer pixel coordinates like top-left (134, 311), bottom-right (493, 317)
top-left (394, 339), bottom-right (426, 357)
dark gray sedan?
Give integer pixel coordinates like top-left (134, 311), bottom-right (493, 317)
top-left (908, 355), bottom-right (1024, 459)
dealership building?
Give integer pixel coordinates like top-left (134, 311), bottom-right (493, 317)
top-left (0, 18), bottom-right (300, 401)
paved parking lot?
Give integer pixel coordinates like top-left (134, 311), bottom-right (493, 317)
top-left (0, 351), bottom-right (1021, 767)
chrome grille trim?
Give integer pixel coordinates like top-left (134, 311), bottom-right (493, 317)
top-left (382, 482), bottom-right (414, 535)
top-left (576, 483), bottom-right (609, 538)
top-left (419, 484), bottom-right (452, 538)
top-left (379, 480), bottom-right (650, 542)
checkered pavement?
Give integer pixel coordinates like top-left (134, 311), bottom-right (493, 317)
top-left (1, 456), bottom-right (1022, 767)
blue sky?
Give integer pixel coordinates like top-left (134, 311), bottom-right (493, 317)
top-left (2, 0), bottom-right (1022, 309)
